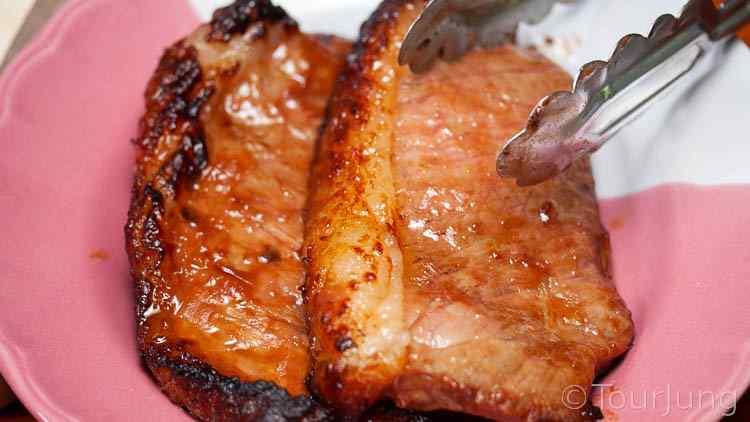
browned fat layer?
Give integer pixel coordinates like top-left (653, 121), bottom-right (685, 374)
top-left (304, 0), bottom-right (428, 418)
top-left (311, 0), bottom-right (413, 153)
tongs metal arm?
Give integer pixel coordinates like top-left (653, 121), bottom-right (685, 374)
top-left (496, 0), bottom-right (750, 186)
top-left (399, 0), bottom-right (572, 73)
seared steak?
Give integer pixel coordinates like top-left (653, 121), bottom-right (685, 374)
top-left (303, 1), bottom-right (634, 421)
top-left (126, 1), bottom-right (348, 420)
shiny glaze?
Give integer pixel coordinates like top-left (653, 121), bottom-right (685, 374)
top-left (126, 2), bottom-right (349, 418)
top-left (143, 27), bottom-right (348, 395)
top-left (304, 0), bottom-right (633, 420)
top-left (304, 1), bottom-right (424, 416)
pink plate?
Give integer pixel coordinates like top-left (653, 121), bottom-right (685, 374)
top-left (0, 0), bottom-right (748, 421)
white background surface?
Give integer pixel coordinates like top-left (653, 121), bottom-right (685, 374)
top-left (189, 0), bottom-right (750, 199)
top-left (0, 0), bottom-right (34, 61)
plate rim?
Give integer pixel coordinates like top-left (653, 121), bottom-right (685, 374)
top-left (0, 0), bottom-right (166, 420)
top-left (0, 1), bottom-right (748, 421)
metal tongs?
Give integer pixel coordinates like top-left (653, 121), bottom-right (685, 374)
top-left (400, 0), bottom-right (750, 186)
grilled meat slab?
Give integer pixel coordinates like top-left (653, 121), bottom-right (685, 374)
top-left (125, 1), bottom-right (349, 420)
top-left (304, 1), bottom-right (634, 420)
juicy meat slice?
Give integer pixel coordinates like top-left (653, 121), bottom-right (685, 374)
top-left (126, 1), bottom-right (349, 420)
top-left (304, 1), bottom-right (634, 421)
top-left (391, 48), bottom-right (633, 421)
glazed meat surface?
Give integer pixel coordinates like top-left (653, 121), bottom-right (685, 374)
top-left (304, 1), bottom-right (634, 421)
top-left (126, 1), bottom-right (349, 420)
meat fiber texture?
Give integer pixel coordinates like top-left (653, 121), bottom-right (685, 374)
top-left (303, 1), bottom-right (634, 421)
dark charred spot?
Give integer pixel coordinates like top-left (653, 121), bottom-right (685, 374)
top-left (144, 183), bottom-right (164, 206)
top-left (137, 45), bottom-right (201, 150)
top-left (259, 247), bottom-right (281, 264)
top-left (349, 102), bottom-right (363, 122)
top-left (364, 272), bottom-right (377, 282)
top-left (135, 279), bottom-right (152, 326)
top-left (335, 336), bottom-right (356, 352)
top-left (159, 58), bottom-right (200, 99)
top-left (180, 135), bottom-right (208, 179)
top-left (208, 0), bottom-right (295, 42)
top-left (581, 403), bottom-right (604, 420)
top-left (180, 207), bottom-right (198, 223)
top-left (374, 241), bottom-right (384, 255)
top-left (539, 201), bottom-right (557, 225)
top-left (142, 188), bottom-right (164, 255)
top-left (152, 138), bottom-right (207, 199)
top-left (187, 86), bottom-right (215, 119)
top-left (135, 44), bottom-right (215, 201)
top-left (298, 282), bottom-right (308, 298)
top-left (135, 44), bottom-right (214, 193)
top-left (144, 346), bottom-right (331, 421)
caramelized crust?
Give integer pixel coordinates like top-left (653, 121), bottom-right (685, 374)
top-left (304, 1), bottom-right (422, 416)
top-left (304, 1), bottom-right (633, 421)
top-left (126, 1), bottom-right (347, 420)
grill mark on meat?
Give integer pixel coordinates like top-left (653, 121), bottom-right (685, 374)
top-left (304, 1), bottom-right (633, 421)
top-left (335, 337), bottom-right (356, 352)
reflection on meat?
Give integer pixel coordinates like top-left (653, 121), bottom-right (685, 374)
top-left (304, 1), bottom-right (634, 421)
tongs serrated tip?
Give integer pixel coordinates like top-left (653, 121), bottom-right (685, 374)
top-left (497, 0), bottom-right (750, 186)
top-left (399, 0), bottom-right (573, 73)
